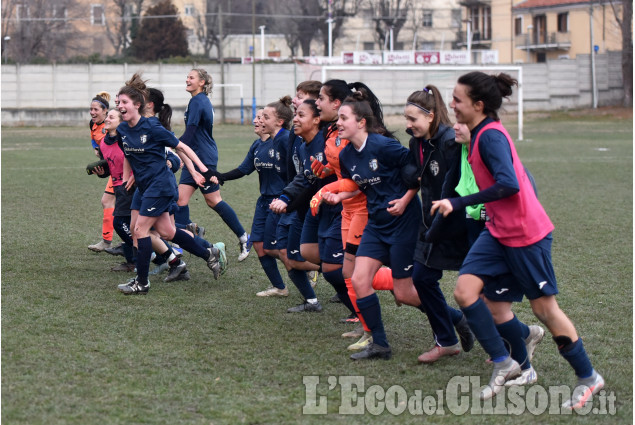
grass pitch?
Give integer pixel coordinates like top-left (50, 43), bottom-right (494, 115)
top-left (1, 109), bottom-right (632, 424)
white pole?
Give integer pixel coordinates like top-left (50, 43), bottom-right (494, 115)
top-left (259, 25), bottom-right (266, 60)
top-left (589, 4), bottom-right (598, 108)
top-left (390, 27), bottom-right (394, 51)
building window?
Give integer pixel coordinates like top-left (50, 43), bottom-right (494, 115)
top-left (16, 4), bottom-right (30, 21)
top-left (514, 17), bottom-right (523, 36)
top-left (91, 4), bottom-right (104, 25)
top-left (557, 12), bottom-right (568, 33)
top-left (422, 10), bottom-right (433, 27)
top-left (451, 9), bottom-right (462, 28)
top-left (363, 41), bottom-right (375, 51)
top-left (184, 5), bottom-right (195, 16)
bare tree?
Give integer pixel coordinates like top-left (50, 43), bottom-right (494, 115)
top-left (194, 0), bottom-right (229, 57)
top-left (318, 0), bottom-right (362, 56)
top-left (104, 0), bottom-right (147, 56)
top-left (367, 0), bottom-right (412, 50)
top-left (609, 0), bottom-right (632, 106)
top-left (266, 0), bottom-right (321, 57)
top-left (2, 0), bottom-right (80, 63)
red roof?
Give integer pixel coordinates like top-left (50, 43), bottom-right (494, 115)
top-left (514, 0), bottom-right (591, 9)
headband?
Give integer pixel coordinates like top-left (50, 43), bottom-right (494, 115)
top-left (92, 96), bottom-right (109, 110)
top-left (407, 102), bottom-right (431, 115)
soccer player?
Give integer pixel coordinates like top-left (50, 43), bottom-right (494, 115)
top-left (87, 91), bottom-right (116, 252)
top-left (112, 73), bottom-right (225, 295)
top-left (174, 68), bottom-right (251, 262)
top-left (404, 85), bottom-right (476, 364)
top-left (310, 79), bottom-right (397, 351)
top-left (215, 102), bottom-right (290, 297)
top-left (432, 71), bottom-right (604, 405)
top-left (332, 93), bottom-right (424, 360)
top-left (270, 99), bottom-right (353, 315)
top-left (90, 108), bottom-right (135, 272)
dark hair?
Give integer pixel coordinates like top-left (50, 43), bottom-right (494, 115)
top-left (301, 98), bottom-right (320, 117)
top-left (321, 79), bottom-right (353, 103)
top-left (296, 80), bottom-right (322, 98)
top-left (457, 72), bottom-right (517, 121)
top-left (118, 73), bottom-right (148, 114)
top-left (92, 91), bottom-right (110, 110)
top-left (266, 95), bottom-right (294, 129)
top-left (406, 85), bottom-right (451, 138)
top-left (147, 87), bottom-right (173, 131)
top-left (341, 92), bottom-right (377, 134)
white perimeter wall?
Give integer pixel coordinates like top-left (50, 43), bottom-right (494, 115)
top-left (0, 52), bottom-right (624, 127)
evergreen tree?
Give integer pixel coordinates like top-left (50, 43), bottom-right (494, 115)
top-left (131, 0), bottom-right (188, 61)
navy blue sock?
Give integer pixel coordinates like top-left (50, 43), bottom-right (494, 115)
top-left (136, 237), bottom-right (152, 285)
top-left (461, 298), bottom-right (509, 362)
top-left (194, 235), bottom-right (211, 249)
top-left (448, 306), bottom-right (464, 325)
top-left (322, 268), bottom-right (355, 314)
top-left (356, 293), bottom-right (388, 347)
top-left (496, 316), bottom-right (531, 370)
top-left (171, 228), bottom-right (208, 259)
top-left (258, 255), bottom-right (285, 289)
top-left (556, 338), bottom-right (594, 379)
top-left (288, 269), bottom-right (316, 300)
top-left (174, 205), bottom-right (191, 229)
top-left (212, 201), bottom-right (245, 238)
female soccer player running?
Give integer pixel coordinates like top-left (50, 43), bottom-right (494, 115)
top-left (175, 69), bottom-right (250, 261)
top-left (404, 86), bottom-right (475, 363)
top-left (215, 102), bottom-right (290, 297)
top-left (331, 93), bottom-right (424, 360)
top-left (113, 73), bottom-right (224, 295)
top-left (432, 71), bottom-right (603, 405)
top-left (87, 91), bottom-right (116, 252)
top-left (311, 80), bottom-right (398, 351)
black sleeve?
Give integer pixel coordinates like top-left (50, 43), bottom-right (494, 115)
top-left (219, 168), bottom-right (246, 182)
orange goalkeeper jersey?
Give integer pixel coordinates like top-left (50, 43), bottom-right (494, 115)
top-left (323, 126), bottom-right (367, 212)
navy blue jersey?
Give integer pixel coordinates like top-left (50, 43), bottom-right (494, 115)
top-left (184, 92), bottom-right (218, 166)
top-left (237, 129), bottom-right (289, 196)
top-left (117, 116), bottom-right (179, 197)
top-left (339, 133), bottom-right (421, 240)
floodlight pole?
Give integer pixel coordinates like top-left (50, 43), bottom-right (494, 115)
top-left (251, 0), bottom-right (256, 121)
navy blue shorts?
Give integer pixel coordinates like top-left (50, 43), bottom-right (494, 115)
top-left (460, 229), bottom-right (558, 300)
top-left (131, 188), bottom-right (142, 211)
top-left (179, 165), bottom-right (220, 194)
top-left (251, 196), bottom-right (280, 250)
top-left (275, 212), bottom-right (292, 251)
top-left (137, 194), bottom-right (179, 217)
top-left (357, 226), bottom-right (416, 279)
top-left (278, 211), bottom-right (306, 261)
top-left (301, 209), bottom-right (344, 265)
top-left (300, 211), bottom-right (319, 245)
top-left (482, 274), bottom-right (524, 303)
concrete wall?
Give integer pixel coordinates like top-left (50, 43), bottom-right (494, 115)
top-left (0, 52), bottom-right (624, 127)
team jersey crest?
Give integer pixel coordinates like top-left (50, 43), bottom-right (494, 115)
top-left (369, 158), bottom-right (378, 171)
top-left (269, 148), bottom-right (275, 158)
top-left (140, 134), bottom-right (148, 144)
top-left (429, 160), bottom-right (439, 176)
